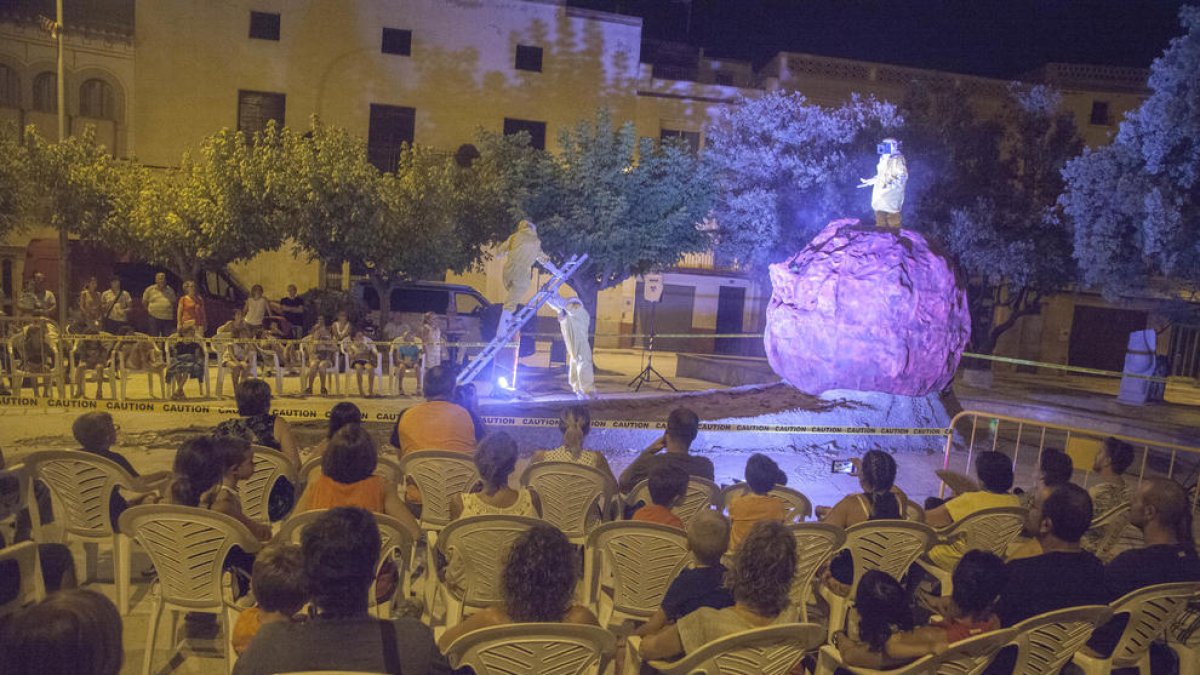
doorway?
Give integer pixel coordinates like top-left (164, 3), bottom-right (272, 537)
top-left (1067, 305), bottom-right (1148, 373)
top-left (715, 285), bottom-right (745, 355)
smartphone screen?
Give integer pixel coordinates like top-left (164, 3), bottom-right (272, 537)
top-left (831, 459), bottom-right (857, 475)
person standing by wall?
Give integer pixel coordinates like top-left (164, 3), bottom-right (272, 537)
top-left (142, 272), bottom-right (177, 337)
top-left (176, 280), bottom-right (207, 337)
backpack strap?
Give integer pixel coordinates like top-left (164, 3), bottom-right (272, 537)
top-left (379, 619), bottom-right (402, 675)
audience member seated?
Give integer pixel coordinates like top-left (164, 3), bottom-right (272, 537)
top-left (216, 378), bottom-right (301, 467)
top-left (296, 425), bottom-right (420, 539)
top-left (924, 451), bottom-right (1019, 570)
top-left (635, 509), bottom-right (735, 639)
top-left (0, 462), bottom-right (76, 598)
top-left (390, 365), bottom-right (477, 504)
top-left (232, 544), bottom-right (308, 655)
top-left (73, 412), bottom-right (171, 531)
top-left (832, 570), bottom-right (947, 669)
top-left (996, 483), bottom-right (1105, 627)
top-left (531, 405), bottom-right (616, 483)
top-left (618, 407), bottom-right (713, 493)
top-left (165, 321), bottom-right (206, 400)
top-left (1018, 448), bottom-right (1073, 510)
top-left (449, 432), bottom-right (540, 520)
top-left (234, 507), bottom-right (448, 674)
top-left (0, 589), bottom-right (123, 675)
top-left (203, 435), bottom-right (273, 541)
top-left (305, 401), bottom-right (363, 459)
top-left (1082, 437), bottom-right (1135, 551)
top-left (1084, 478), bottom-right (1200, 657)
top-left (71, 327), bottom-right (113, 400)
top-left (728, 453), bottom-right (789, 551)
top-left (631, 465), bottom-right (688, 529)
top-left (216, 378), bottom-right (300, 520)
top-left (819, 450), bottom-right (917, 590)
top-left (638, 520), bottom-right (798, 661)
top-left (437, 522), bottom-right (599, 651)
top-left (922, 550), bottom-right (1006, 643)
top-left (452, 382), bottom-right (488, 441)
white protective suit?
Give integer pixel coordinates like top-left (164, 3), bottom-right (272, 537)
top-left (547, 296), bottom-right (595, 397)
top-left (860, 146), bottom-right (908, 228)
top-left (500, 220), bottom-right (551, 315)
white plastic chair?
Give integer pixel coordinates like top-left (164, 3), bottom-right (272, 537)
top-left (915, 506), bottom-right (1026, 595)
top-left (119, 504), bottom-right (264, 675)
top-left (818, 520), bottom-right (936, 640)
top-left (0, 541), bottom-right (45, 616)
top-left (7, 332), bottom-right (64, 396)
top-left (24, 449), bottom-right (137, 615)
top-left (787, 523), bottom-right (846, 622)
top-left (721, 483), bottom-right (813, 522)
top-left (254, 339), bottom-right (286, 394)
top-left (583, 520), bottom-right (691, 629)
top-left (396, 450), bottom-right (480, 611)
top-left (67, 334), bottom-right (118, 399)
top-left (277, 509), bottom-right (416, 616)
top-left (814, 626), bottom-right (1017, 675)
top-left (521, 461), bottom-right (616, 544)
top-left (117, 334), bottom-right (168, 400)
top-left (644, 623), bottom-right (825, 675)
top-left (163, 336), bottom-right (210, 397)
top-left (340, 338), bottom-right (382, 394)
top-left (212, 336), bottom-right (259, 398)
top-left (627, 477), bottom-right (721, 528)
top-left (0, 462), bottom-right (34, 546)
top-left (434, 514), bottom-right (541, 627)
top-left (242, 446), bottom-right (299, 524)
top-left (1089, 503), bottom-right (1143, 563)
top-left (445, 622), bottom-right (616, 675)
top-left (1072, 581), bottom-right (1200, 675)
top-left (388, 338), bottom-right (423, 396)
top-left (1008, 605), bottom-right (1113, 675)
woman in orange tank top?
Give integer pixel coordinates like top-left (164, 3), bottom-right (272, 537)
top-left (295, 424), bottom-right (419, 539)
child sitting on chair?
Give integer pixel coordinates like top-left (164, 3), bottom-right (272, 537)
top-left (346, 330), bottom-right (378, 398)
top-left (631, 465), bottom-right (688, 530)
top-left (232, 544), bottom-right (307, 655)
top-left (636, 509), bottom-right (734, 638)
top-left (727, 454), bottom-right (790, 552)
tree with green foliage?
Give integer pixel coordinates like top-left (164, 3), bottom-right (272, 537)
top-left (98, 122), bottom-right (297, 282)
top-left (0, 124), bottom-right (30, 240)
top-left (705, 90), bottom-right (900, 270)
top-left (905, 83), bottom-right (1083, 356)
top-left (289, 120), bottom-right (510, 325)
top-left (488, 110), bottom-right (716, 331)
top-left (1061, 7), bottom-right (1200, 300)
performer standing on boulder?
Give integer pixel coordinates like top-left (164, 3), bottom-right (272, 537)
top-left (499, 220), bottom-right (560, 331)
top-left (547, 295), bottom-right (595, 399)
top-left (858, 138), bottom-right (908, 229)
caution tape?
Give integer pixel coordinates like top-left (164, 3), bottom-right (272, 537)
top-left (0, 395), bottom-right (949, 436)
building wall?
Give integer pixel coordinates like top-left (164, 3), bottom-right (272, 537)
top-left (134, 0), bottom-right (642, 166)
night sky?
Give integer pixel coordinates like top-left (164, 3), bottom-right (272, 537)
top-left (575, 0), bottom-right (1197, 76)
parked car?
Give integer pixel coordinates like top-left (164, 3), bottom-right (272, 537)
top-left (351, 280), bottom-right (497, 352)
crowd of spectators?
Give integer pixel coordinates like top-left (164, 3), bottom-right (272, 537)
top-left (2, 377), bottom-right (1199, 675)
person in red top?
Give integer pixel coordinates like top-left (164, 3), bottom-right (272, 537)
top-left (632, 465), bottom-right (688, 529)
top-left (176, 280), bottom-right (207, 335)
top-left (924, 550), bottom-right (1005, 643)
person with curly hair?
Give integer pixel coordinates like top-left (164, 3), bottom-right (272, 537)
top-left (437, 522), bottom-right (598, 651)
top-left (638, 520), bottom-right (798, 661)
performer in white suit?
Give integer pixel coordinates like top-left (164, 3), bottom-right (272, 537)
top-left (858, 138), bottom-right (909, 228)
top-left (547, 296), bottom-right (595, 398)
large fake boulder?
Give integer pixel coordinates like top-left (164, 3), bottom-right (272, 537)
top-left (765, 219), bottom-right (970, 396)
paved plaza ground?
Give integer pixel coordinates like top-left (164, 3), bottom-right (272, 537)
top-left (4, 347), bottom-right (1200, 674)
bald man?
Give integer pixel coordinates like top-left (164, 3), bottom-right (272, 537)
top-left (1085, 478), bottom-right (1200, 658)
top-left (1104, 478), bottom-right (1200, 601)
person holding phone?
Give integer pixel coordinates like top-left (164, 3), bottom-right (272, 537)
top-left (617, 407), bottom-right (713, 494)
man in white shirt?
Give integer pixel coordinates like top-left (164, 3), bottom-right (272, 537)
top-left (100, 278), bottom-right (132, 334)
top-left (141, 272), bottom-right (177, 336)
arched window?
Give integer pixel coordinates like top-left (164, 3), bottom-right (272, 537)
top-left (32, 72), bottom-right (56, 112)
top-left (0, 65), bottom-right (19, 108)
top-left (79, 78), bottom-right (115, 120)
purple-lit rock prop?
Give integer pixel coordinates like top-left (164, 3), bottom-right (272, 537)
top-left (765, 219), bottom-right (970, 396)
